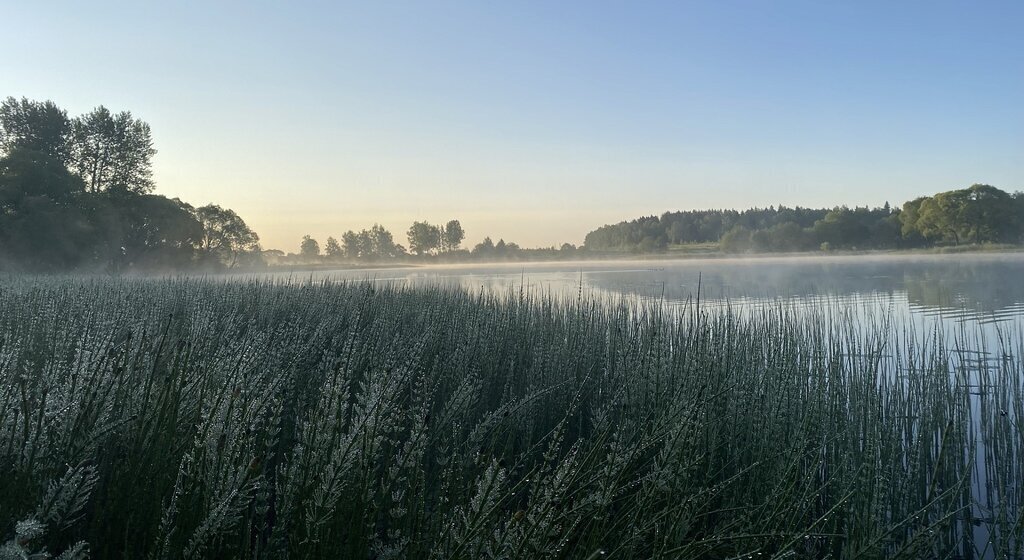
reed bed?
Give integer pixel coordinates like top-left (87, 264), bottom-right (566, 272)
top-left (0, 277), bottom-right (1019, 559)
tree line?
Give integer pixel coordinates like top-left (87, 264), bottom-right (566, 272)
top-left (274, 220), bottom-right (583, 265)
top-left (7, 94), bottom-right (1019, 270)
top-left (584, 184), bottom-right (1024, 253)
top-left (0, 97), bottom-right (261, 272)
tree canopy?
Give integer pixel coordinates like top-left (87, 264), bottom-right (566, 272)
top-left (584, 185), bottom-right (1023, 254)
top-left (442, 219), bottom-right (465, 252)
top-left (407, 221), bottom-right (442, 256)
top-left (300, 235), bottom-right (320, 257)
top-left (901, 184), bottom-right (1020, 246)
top-left (0, 97), bottom-right (72, 163)
top-left (194, 204), bottom-right (261, 268)
top-left (71, 106), bottom-right (156, 194)
top-left (0, 97), bottom-right (260, 272)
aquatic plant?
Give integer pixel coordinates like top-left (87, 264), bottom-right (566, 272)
top-left (0, 277), bottom-right (1018, 558)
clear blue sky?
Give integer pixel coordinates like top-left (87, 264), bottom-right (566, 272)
top-left (4, 1), bottom-right (1022, 251)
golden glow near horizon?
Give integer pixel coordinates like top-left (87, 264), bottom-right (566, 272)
top-left (152, 134), bottom-right (995, 252)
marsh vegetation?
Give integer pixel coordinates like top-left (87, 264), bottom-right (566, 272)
top-left (0, 275), bottom-right (1020, 559)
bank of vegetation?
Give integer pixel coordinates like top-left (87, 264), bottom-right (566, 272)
top-left (0, 277), bottom-right (1019, 558)
top-left (274, 221), bottom-right (584, 266)
top-left (584, 185), bottom-right (1024, 254)
top-left (0, 97), bottom-right (261, 273)
top-left (294, 184), bottom-right (1024, 265)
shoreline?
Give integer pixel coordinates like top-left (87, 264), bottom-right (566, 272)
top-left (256, 244), bottom-right (1024, 274)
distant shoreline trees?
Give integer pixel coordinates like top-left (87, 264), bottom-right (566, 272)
top-left (901, 185), bottom-right (1020, 247)
top-left (583, 184), bottom-right (1024, 254)
top-left (0, 96), bottom-right (260, 272)
top-left (286, 219), bottom-right (578, 266)
top-left (287, 183), bottom-right (1024, 268)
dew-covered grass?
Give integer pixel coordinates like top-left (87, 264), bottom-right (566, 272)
top-left (0, 277), bottom-right (1020, 559)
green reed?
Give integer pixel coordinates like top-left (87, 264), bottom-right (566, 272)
top-left (0, 276), bottom-right (1018, 559)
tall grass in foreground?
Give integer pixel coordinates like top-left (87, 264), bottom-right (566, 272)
top-left (0, 277), bottom-right (1019, 559)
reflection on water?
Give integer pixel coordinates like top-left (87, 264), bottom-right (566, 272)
top-left (295, 253), bottom-right (1024, 326)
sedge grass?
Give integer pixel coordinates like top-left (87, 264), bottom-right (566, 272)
top-left (0, 276), bottom-right (1019, 559)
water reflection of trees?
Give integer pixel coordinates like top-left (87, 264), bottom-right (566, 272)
top-left (901, 260), bottom-right (1024, 313)
top-left (582, 257), bottom-right (1024, 315)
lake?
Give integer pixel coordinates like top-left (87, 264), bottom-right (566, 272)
top-left (278, 253), bottom-right (1024, 327)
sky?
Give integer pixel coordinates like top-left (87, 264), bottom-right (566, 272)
top-left (3, 1), bottom-right (1023, 251)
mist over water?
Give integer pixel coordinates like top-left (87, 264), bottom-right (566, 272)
top-left (274, 253), bottom-right (1024, 327)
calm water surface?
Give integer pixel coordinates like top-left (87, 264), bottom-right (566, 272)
top-left (291, 253), bottom-right (1024, 327)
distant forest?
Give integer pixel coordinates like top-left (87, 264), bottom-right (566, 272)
top-left (584, 184), bottom-right (1024, 253)
top-left (0, 97), bottom-right (261, 273)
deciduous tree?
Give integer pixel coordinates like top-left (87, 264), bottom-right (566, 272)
top-left (0, 97), bottom-right (72, 163)
top-left (442, 219), bottom-right (465, 252)
top-left (70, 106), bottom-right (156, 194)
top-left (300, 235), bottom-right (320, 258)
top-left (407, 221), bottom-right (441, 256)
top-left (324, 236), bottom-right (342, 257)
top-left (194, 204), bottom-right (261, 267)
